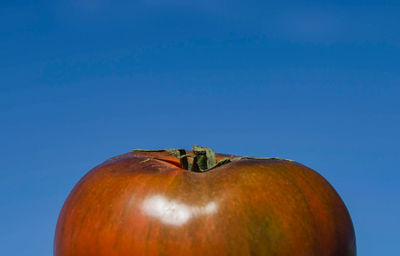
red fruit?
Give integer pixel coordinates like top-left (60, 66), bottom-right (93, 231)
top-left (54, 146), bottom-right (356, 256)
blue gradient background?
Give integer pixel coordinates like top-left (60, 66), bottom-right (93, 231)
top-left (1, 1), bottom-right (399, 255)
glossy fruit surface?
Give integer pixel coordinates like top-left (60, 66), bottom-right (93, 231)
top-left (54, 149), bottom-right (356, 256)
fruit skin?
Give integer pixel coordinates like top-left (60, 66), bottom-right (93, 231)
top-left (54, 151), bottom-right (356, 256)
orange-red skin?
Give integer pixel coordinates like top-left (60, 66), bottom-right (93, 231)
top-left (54, 151), bottom-right (356, 256)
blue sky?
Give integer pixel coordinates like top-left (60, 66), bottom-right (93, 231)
top-left (1, 1), bottom-right (399, 255)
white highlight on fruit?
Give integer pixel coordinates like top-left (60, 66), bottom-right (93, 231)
top-left (141, 195), bottom-right (218, 226)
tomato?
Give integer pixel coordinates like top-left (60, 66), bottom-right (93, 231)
top-left (54, 146), bottom-right (356, 256)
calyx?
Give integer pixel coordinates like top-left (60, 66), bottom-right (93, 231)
top-left (134, 145), bottom-right (292, 172)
